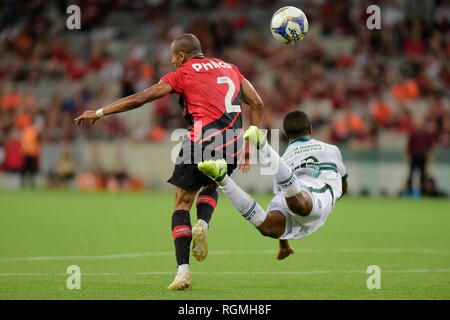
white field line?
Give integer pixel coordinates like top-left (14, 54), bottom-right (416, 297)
top-left (0, 250), bottom-right (273, 262)
top-left (1, 248), bottom-right (449, 262)
top-left (0, 269), bottom-right (449, 277)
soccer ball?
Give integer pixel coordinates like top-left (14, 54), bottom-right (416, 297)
top-left (270, 6), bottom-right (309, 45)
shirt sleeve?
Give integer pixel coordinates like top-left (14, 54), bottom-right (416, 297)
top-left (334, 146), bottom-right (348, 179)
top-left (160, 69), bottom-right (184, 94)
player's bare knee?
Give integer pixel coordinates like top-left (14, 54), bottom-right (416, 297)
top-left (257, 212), bottom-right (284, 239)
top-left (258, 225), bottom-right (279, 239)
top-left (286, 193), bottom-right (311, 217)
top-left (257, 219), bottom-right (272, 237)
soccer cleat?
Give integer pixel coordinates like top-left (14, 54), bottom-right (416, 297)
top-left (198, 159), bottom-right (227, 182)
top-left (167, 269), bottom-right (192, 290)
top-left (192, 219), bottom-right (208, 262)
top-left (244, 125), bottom-right (267, 149)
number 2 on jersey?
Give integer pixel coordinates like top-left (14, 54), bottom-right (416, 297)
top-left (217, 76), bottom-right (241, 113)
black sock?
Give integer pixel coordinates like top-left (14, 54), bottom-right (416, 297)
top-left (171, 210), bottom-right (192, 266)
top-left (196, 189), bottom-right (218, 225)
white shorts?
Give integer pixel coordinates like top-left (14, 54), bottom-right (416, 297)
top-left (267, 176), bottom-right (335, 240)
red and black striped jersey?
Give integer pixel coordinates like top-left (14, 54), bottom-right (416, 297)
top-left (161, 57), bottom-right (245, 160)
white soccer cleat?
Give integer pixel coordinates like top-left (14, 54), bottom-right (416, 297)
top-left (167, 269), bottom-right (192, 290)
top-left (192, 219), bottom-right (208, 262)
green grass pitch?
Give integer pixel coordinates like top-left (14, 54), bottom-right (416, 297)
top-left (0, 190), bottom-right (449, 299)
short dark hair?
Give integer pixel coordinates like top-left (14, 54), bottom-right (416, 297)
top-left (283, 111), bottom-right (311, 138)
top-left (171, 33), bottom-right (202, 57)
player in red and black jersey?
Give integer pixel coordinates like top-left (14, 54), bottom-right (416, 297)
top-left (161, 49), bottom-right (248, 191)
top-left (75, 34), bottom-right (264, 290)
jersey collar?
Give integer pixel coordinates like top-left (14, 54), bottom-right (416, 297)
top-left (287, 136), bottom-right (311, 146)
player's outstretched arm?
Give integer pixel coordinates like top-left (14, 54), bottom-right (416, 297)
top-left (341, 178), bottom-right (348, 197)
top-left (276, 239), bottom-right (294, 260)
top-left (239, 78), bottom-right (264, 173)
top-left (74, 82), bottom-right (173, 125)
top-left (242, 78), bottom-right (264, 128)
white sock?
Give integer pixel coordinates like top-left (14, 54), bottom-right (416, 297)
top-left (218, 176), bottom-right (267, 227)
top-left (198, 218), bottom-right (208, 230)
top-left (259, 143), bottom-right (301, 197)
top-left (177, 264), bottom-right (189, 275)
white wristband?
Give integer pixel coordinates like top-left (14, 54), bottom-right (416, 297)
top-left (95, 108), bottom-right (104, 118)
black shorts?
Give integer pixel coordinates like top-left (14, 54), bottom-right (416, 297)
top-left (167, 135), bottom-right (242, 191)
top-left (168, 162), bottom-right (237, 191)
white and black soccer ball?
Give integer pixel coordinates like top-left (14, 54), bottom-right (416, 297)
top-left (270, 6), bottom-right (309, 45)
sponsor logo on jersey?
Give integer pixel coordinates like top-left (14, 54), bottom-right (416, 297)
top-left (283, 143), bottom-right (325, 162)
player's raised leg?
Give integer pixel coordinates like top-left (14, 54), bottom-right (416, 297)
top-left (198, 159), bottom-right (286, 238)
top-left (168, 187), bottom-right (197, 290)
top-left (245, 126), bottom-right (300, 197)
top-left (192, 184), bottom-right (218, 261)
top-left (198, 159), bottom-right (296, 261)
top-left (245, 126), bottom-right (312, 216)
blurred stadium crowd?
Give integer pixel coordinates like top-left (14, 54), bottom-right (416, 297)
top-left (0, 0), bottom-right (449, 190)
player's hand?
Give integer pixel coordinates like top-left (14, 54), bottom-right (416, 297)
top-left (238, 141), bottom-right (252, 173)
top-left (74, 111), bottom-right (100, 125)
top-left (276, 246), bottom-right (294, 260)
